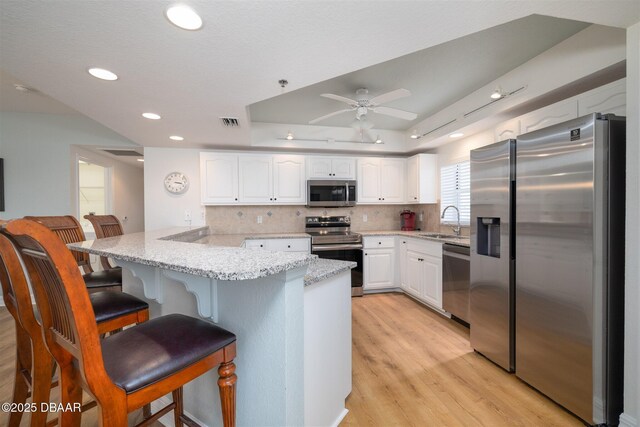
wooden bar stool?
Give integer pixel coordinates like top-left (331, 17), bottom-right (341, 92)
top-left (83, 214), bottom-right (124, 270)
top-left (24, 215), bottom-right (122, 292)
top-left (2, 219), bottom-right (237, 427)
top-left (0, 233), bottom-right (150, 426)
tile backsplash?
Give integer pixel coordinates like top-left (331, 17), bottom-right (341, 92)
top-left (205, 204), bottom-right (441, 234)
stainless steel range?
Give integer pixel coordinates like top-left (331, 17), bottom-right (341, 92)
top-left (305, 216), bottom-right (363, 296)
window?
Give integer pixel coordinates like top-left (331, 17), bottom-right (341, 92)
top-left (440, 161), bottom-right (470, 225)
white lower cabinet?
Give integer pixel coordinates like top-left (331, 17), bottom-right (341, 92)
top-left (362, 236), bottom-right (395, 290)
top-left (363, 249), bottom-right (395, 290)
top-left (397, 237), bottom-right (442, 311)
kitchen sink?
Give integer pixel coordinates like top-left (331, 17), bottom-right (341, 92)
top-left (419, 232), bottom-right (463, 239)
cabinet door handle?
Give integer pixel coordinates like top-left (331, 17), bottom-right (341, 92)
top-left (274, 198), bottom-right (277, 201)
top-left (235, 198), bottom-right (238, 201)
top-left (287, 245), bottom-right (291, 248)
top-left (270, 198), bottom-right (273, 201)
top-left (378, 242), bottom-right (381, 245)
top-left (364, 253), bottom-right (368, 256)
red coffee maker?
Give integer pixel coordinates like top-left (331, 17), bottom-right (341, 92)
top-left (400, 210), bottom-right (416, 231)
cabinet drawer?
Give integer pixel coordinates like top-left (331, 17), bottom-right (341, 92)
top-left (363, 236), bottom-right (395, 249)
top-left (407, 239), bottom-right (442, 258)
top-left (244, 239), bottom-right (266, 249)
top-left (266, 238), bottom-right (310, 253)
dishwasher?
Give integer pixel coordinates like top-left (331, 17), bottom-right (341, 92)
top-left (442, 243), bottom-right (470, 325)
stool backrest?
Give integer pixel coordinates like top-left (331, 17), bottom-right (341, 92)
top-left (1, 219), bottom-right (104, 374)
top-left (83, 214), bottom-right (124, 239)
top-left (0, 233), bottom-right (41, 340)
top-left (24, 215), bottom-right (93, 273)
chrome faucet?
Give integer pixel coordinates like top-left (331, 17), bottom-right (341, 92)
top-left (441, 205), bottom-right (461, 236)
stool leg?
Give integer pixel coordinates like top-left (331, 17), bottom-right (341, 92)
top-left (172, 387), bottom-right (184, 427)
top-left (9, 326), bottom-right (32, 427)
top-left (29, 340), bottom-right (55, 427)
top-left (142, 403), bottom-right (152, 419)
top-left (58, 362), bottom-right (83, 427)
top-left (217, 361), bottom-right (237, 427)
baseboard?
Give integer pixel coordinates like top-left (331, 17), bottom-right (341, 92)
top-left (152, 396), bottom-right (210, 427)
top-left (620, 413), bottom-right (638, 427)
top-left (331, 408), bottom-right (349, 427)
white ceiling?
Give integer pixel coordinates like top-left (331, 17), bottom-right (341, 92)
top-left (0, 69), bottom-right (79, 115)
top-left (0, 1), bottom-right (638, 150)
top-left (249, 15), bottom-right (589, 131)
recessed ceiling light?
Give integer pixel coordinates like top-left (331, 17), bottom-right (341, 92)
top-left (165, 4), bottom-right (203, 30)
top-left (88, 68), bottom-right (118, 81)
top-left (286, 131), bottom-right (294, 140)
top-left (169, 135), bottom-right (184, 141)
top-left (142, 112), bottom-right (161, 120)
top-left (449, 132), bottom-right (464, 138)
top-left (410, 130), bottom-right (419, 139)
top-left (137, 158), bottom-right (145, 162)
top-left (375, 136), bottom-right (383, 144)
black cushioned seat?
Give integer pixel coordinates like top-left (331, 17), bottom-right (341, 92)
top-left (90, 291), bottom-right (149, 324)
top-left (82, 268), bottom-right (122, 289)
top-left (101, 314), bottom-right (236, 393)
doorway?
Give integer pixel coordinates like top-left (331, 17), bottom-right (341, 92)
top-left (77, 157), bottom-right (112, 235)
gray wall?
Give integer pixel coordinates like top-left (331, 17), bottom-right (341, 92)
top-left (0, 112), bottom-right (142, 225)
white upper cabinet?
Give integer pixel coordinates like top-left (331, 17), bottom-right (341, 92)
top-left (307, 157), bottom-right (356, 179)
top-left (239, 156), bottom-right (273, 203)
top-left (406, 154), bottom-right (437, 204)
top-left (520, 98), bottom-right (578, 135)
top-left (380, 158), bottom-right (405, 203)
top-left (273, 155), bottom-right (306, 204)
top-left (357, 158), bottom-right (406, 204)
top-left (357, 158), bottom-right (382, 203)
top-left (577, 78), bottom-right (626, 116)
top-left (200, 153), bottom-right (239, 204)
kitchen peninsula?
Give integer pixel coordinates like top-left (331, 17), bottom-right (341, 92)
top-left (69, 227), bottom-right (354, 427)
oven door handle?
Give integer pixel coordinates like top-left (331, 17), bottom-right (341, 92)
top-left (312, 244), bottom-right (363, 251)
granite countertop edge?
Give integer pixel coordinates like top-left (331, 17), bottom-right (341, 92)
top-left (357, 230), bottom-right (470, 247)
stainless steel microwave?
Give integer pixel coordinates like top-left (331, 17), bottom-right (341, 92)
top-left (307, 180), bottom-right (357, 207)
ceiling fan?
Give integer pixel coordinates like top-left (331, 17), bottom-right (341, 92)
top-left (308, 88), bottom-right (418, 126)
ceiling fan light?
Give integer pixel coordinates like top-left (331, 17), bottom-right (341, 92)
top-left (490, 86), bottom-right (504, 99)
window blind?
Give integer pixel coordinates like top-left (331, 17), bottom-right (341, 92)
top-left (440, 161), bottom-right (470, 225)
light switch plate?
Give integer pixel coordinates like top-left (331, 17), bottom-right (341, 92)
top-left (257, 216), bottom-right (263, 224)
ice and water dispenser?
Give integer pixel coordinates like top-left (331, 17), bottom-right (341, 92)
top-left (477, 217), bottom-right (501, 258)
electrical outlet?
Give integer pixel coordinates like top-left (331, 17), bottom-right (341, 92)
top-left (363, 214), bottom-right (368, 222)
top-left (184, 210), bottom-right (192, 221)
top-left (257, 215), bottom-right (263, 224)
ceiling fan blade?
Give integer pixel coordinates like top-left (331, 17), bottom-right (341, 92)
top-left (308, 108), bottom-right (353, 125)
top-left (368, 88), bottom-right (411, 106)
top-left (321, 93), bottom-right (358, 106)
top-left (371, 106), bottom-right (417, 121)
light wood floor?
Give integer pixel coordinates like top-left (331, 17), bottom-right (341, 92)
top-left (341, 293), bottom-right (583, 427)
top-left (0, 294), bottom-right (582, 427)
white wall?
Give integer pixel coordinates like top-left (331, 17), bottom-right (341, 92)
top-left (0, 112), bottom-right (140, 220)
top-left (622, 21), bottom-right (639, 427)
top-left (72, 146), bottom-right (144, 234)
top-left (143, 147), bottom-right (204, 231)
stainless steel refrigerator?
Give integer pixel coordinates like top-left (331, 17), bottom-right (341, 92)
top-left (470, 138), bottom-right (515, 372)
top-left (470, 114), bottom-right (625, 425)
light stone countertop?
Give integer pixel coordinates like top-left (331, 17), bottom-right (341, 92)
top-left (304, 258), bottom-right (356, 286)
top-left (357, 230), bottom-right (470, 247)
top-left (68, 227), bottom-right (314, 281)
top-left (192, 232), bottom-right (310, 246)
top-left (69, 227), bottom-right (354, 285)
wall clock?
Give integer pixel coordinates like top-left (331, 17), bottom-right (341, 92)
top-left (164, 171), bottom-right (189, 194)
